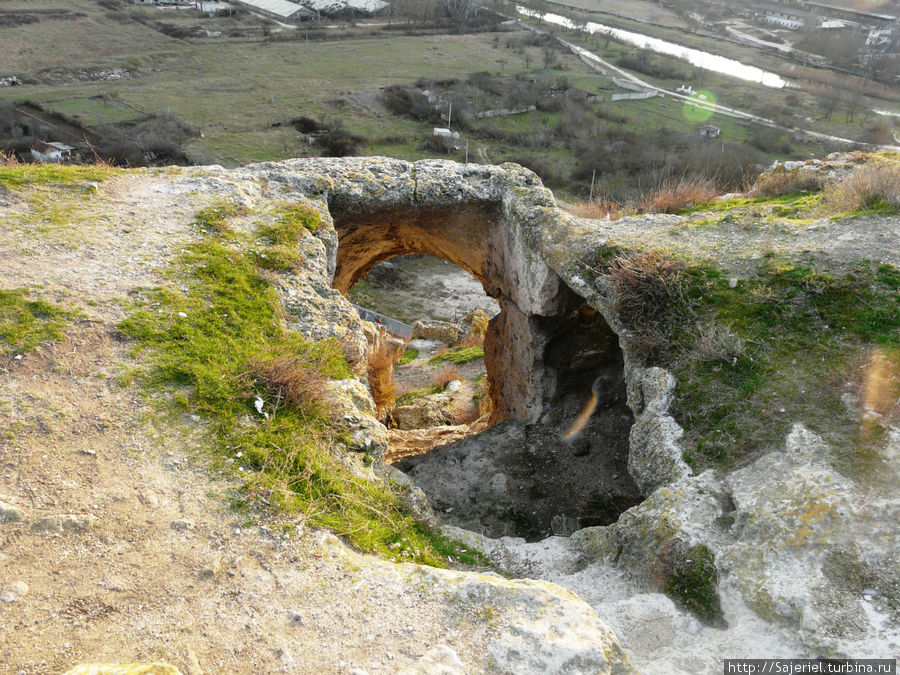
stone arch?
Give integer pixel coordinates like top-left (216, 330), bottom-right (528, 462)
top-left (246, 157), bottom-right (645, 538)
top-left (323, 160), bottom-right (590, 423)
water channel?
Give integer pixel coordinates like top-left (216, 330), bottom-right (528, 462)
top-left (517, 6), bottom-right (790, 89)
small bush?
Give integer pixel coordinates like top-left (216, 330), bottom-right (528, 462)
top-left (752, 168), bottom-right (824, 197)
top-left (317, 124), bottom-right (365, 157)
top-left (824, 162), bottom-right (900, 212)
top-left (251, 352), bottom-right (332, 417)
top-left (432, 364), bottom-right (461, 388)
top-left (567, 197), bottom-right (626, 220)
top-left (368, 337), bottom-right (398, 420)
top-left (639, 177), bottom-right (719, 214)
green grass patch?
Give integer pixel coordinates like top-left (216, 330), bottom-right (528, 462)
top-left (118, 229), bottom-right (483, 567)
top-left (396, 385), bottom-right (443, 406)
top-left (254, 203), bottom-right (322, 272)
top-left (428, 345), bottom-right (484, 365)
top-left (665, 544), bottom-right (724, 627)
top-left (192, 200), bottom-right (245, 235)
top-left (601, 248), bottom-right (900, 474)
top-left (0, 163), bottom-right (114, 190)
top-left (0, 289), bottom-right (75, 355)
top-left (674, 260), bottom-right (900, 469)
top-left (398, 347), bottom-right (419, 365)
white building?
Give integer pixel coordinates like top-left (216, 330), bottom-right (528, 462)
top-left (30, 140), bottom-right (75, 163)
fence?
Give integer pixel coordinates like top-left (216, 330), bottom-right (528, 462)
top-left (353, 305), bottom-right (414, 340)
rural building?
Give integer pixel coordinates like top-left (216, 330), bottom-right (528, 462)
top-left (195, 1), bottom-right (235, 14)
top-left (756, 3), bottom-right (807, 29)
top-left (30, 140), bottom-right (75, 163)
top-left (231, 0), bottom-right (315, 21)
top-left (300, 0), bottom-right (388, 16)
top-left (699, 124), bottom-right (721, 138)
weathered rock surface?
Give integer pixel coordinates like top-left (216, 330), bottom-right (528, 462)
top-left (392, 392), bottom-right (455, 430)
top-left (322, 534), bottom-right (637, 675)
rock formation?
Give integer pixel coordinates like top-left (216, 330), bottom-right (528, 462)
top-left (2, 154), bottom-right (898, 672)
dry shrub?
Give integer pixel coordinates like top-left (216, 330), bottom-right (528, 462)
top-left (691, 322), bottom-right (746, 365)
top-left (455, 332), bottom-right (484, 348)
top-left (251, 355), bottom-right (331, 416)
top-left (367, 337), bottom-right (398, 420)
top-left (567, 197), bottom-right (626, 220)
top-left (825, 161), bottom-right (900, 211)
top-left (607, 251), bottom-right (687, 356)
top-left (639, 177), bottom-right (718, 214)
top-left (432, 364), bottom-right (460, 388)
top-left (0, 151), bottom-right (19, 166)
top-left (751, 168), bottom-right (824, 197)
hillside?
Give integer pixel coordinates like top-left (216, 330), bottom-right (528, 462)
top-left (0, 154), bottom-right (898, 673)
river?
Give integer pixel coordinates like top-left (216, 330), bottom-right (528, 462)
top-left (516, 6), bottom-right (791, 89)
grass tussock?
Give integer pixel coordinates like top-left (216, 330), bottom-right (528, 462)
top-left (432, 364), bottom-right (461, 388)
top-left (0, 288), bottom-right (75, 355)
top-left (639, 177), bottom-right (719, 214)
top-left (367, 336), bottom-right (398, 420)
top-left (398, 346), bottom-right (419, 365)
top-left (118, 230), bottom-right (481, 567)
top-left (606, 251), bottom-right (688, 357)
top-left (751, 168), bottom-right (824, 197)
top-left (193, 200), bottom-right (246, 235)
top-left (824, 162), bottom-right (900, 213)
top-left (250, 351), bottom-right (333, 418)
top-left (396, 384), bottom-right (443, 406)
top-left (567, 197), bottom-right (627, 221)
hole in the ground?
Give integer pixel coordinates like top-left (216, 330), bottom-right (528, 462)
top-left (331, 201), bottom-right (643, 541)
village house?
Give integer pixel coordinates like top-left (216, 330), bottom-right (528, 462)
top-left (30, 140), bottom-right (75, 163)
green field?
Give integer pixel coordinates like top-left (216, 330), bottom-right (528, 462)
top-left (2, 0), bottom-right (896, 198)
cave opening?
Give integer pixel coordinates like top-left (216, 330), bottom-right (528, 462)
top-left (330, 201), bottom-right (642, 541)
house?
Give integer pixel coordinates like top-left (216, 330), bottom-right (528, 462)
top-left (699, 124), bottom-right (721, 138)
top-left (756, 3), bottom-right (807, 30)
top-left (196, 0), bottom-right (234, 13)
top-left (30, 140), bottom-right (75, 163)
top-left (300, 0), bottom-right (388, 17)
top-left (231, 0), bottom-right (316, 21)
top-left (433, 128), bottom-right (460, 139)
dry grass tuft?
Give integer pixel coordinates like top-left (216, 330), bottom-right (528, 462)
top-left (367, 336), bottom-right (398, 420)
top-left (251, 354), bottom-right (331, 416)
top-left (432, 364), bottom-right (460, 389)
top-left (607, 251), bottom-right (687, 356)
top-left (691, 322), bottom-right (746, 365)
top-left (824, 162), bottom-right (900, 211)
top-left (751, 168), bottom-right (824, 197)
top-left (567, 197), bottom-right (627, 220)
top-left (639, 177), bottom-right (719, 214)
top-left (0, 151), bottom-right (20, 166)
top-left (455, 332), bottom-right (484, 348)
